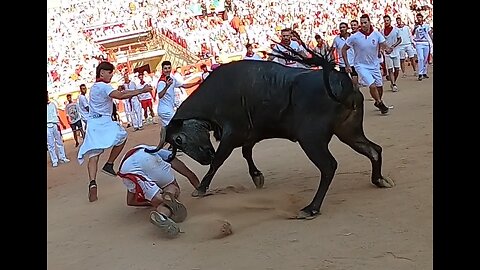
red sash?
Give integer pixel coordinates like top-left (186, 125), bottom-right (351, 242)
top-left (117, 147), bottom-right (148, 202)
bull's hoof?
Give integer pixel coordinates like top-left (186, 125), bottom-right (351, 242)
top-left (191, 189), bottom-right (207, 197)
top-left (252, 173), bottom-right (264, 189)
top-left (372, 176), bottom-right (395, 188)
top-left (295, 209), bottom-right (320, 220)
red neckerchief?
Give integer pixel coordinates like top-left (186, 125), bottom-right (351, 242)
top-left (359, 25), bottom-right (374, 38)
top-left (383, 25), bottom-right (393, 36)
top-left (96, 78), bottom-right (109, 83)
top-left (396, 23), bottom-right (404, 29)
top-left (139, 79), bottom-right (145, 85)
top-left (246, 52), bottom-right (254, 57)
top-left (156, 74), bottom-right (168, 87)
top-left (280, 40), bottom-right (290, 46)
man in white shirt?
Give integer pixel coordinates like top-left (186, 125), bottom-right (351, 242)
top-left (412, 13), bottom-right (433, 80)
top-left (243, 43), bottom-right (262, 61)
top-left (270, 28), bottom-right (308, 68)
top-left (123, 73), bottom-right (143, 130)
top-left (382, 15), bottom-right (402, 92)
top-left (47, 91), bottom-right (70, 167)
top-left (156, 61), bottom-right (201, 151)
top-left (342, 14), bottom-right (394, 115)
top-left (395, 17), bottom-right (417, 77)
top-left (77, 61), bottom-right (153, 202)
top-left (117, 144), bottom-right (200, 238)
top-left (65, 93), bottom-right (85, 147)
top-left (331, 22), bottom-right (358, 86)
top-left (137, 73), bottom-right (156, 123)
top-left (173, 67), bottom-right (188, 109)
top-left (77, 84), bottom-right (89, 129)
top-left (156, 60), bottom-right (201, 127)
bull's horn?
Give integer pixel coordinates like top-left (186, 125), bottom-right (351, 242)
top-left (144, 126), bottom-right (166, 153)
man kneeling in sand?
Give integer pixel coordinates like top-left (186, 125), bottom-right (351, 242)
top-left (117, 144), bottom-right (199, 237)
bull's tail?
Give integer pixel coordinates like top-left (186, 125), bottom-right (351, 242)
top-left (267, 39), bottom-right (340, 103)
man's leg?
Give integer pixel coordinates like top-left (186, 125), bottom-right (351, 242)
top-left (47, 127), bottom-right (59, 167)
top-left (72, 126), bottom-right (80, 147)
top-left (87, 154), bottom-right (101, 202)
top-left (102, 140), bottom-right (127, 176)
top-left (149, 183), bottom-right (184, 237)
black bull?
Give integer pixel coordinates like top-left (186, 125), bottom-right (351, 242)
top-left (149, 60), bottom-right (394, 219)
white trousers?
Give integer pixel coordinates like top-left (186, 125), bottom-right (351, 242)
top-left (415, 42), bottom-right (430, 75)
top-left (123, 99), bottom-right (133, 125)
top-left (131, 99), bottom-right (143, 128)
top-left (47, 125), bottom-right (67, 164)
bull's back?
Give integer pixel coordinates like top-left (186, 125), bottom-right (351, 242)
top-left (175, 61), bottom-right (307, 125)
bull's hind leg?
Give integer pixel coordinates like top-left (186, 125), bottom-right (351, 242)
top-left (192, 140), bottom-right (236, 197)
top-left (296, 133), bottom-right (338, 219)
top-left (242, 143), bottom-right (264, 188)
top-left (335, 125), bottom-right (395, 188)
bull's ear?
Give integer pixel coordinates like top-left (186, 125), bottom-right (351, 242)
top-left (199, 120), bottom-right (211, 130)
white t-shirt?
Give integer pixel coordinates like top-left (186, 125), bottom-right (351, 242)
top-left (137, 81), bottom-right (152, 100)
top-left (47, 102), bottom-right (59, 127)
top-left (65, 102), bottom-right (81, 123)
top-left (382, 27), bottom-right (401, 58)
top-left (124, 81), bottom-right (139, 103)
top-left (173, 73), bottom-right (187, 108)
top-left (413, 23), bottom-right (432, 43)
top-left (397, 25), bottom-right (413, 45)
top-left (157, 75), bottom-right (182, 116)
top-left (346, 30), bottom-right (386, 69)
top-left (88, 82), bottom-right (115, 117)
top-left (119, 145), bottom-right (175, 190)
top-left (332, 35), bottom-right (355, 67)
top-left (272, 40), bottom-right (306, 68)
top-left (77, 94), bottom-right (89, 120)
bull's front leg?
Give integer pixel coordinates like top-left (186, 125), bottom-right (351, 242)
top-left (242, 143), bottom-right (264, 189)
top-left (192, 140), bottom-right (236, 197)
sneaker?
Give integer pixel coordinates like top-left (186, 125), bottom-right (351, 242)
top-left (392, 84), bottom-right (398, 92)
top-left (374, 101), bottom-right (389, 114)
top-left (423, 74), bottom-right (429, 79)
top-left (133, 128), bottom-right (139, 131)
top-left (150, 211), bottom-right (180, 238)
top-left (52, 162), bottom-right (58, 167)
top-left (401, 73), bottom-right (407, 78)
top-left (418, 75), bottom-right (423, 81)
top-left (59, 158), bottom-right (70, 164)
top-left (102, 163), bottom-right (117, 177)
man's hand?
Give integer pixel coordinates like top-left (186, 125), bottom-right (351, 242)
top-left (142, 84), bottom-right (153, 93)
top-left (166, 78), bottom-right (173, 88)
top-left (345, 66), bottom-right (352, 73)
top-left (385, 47), bottom-right (393, 54)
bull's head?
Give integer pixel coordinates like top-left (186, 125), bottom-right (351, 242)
top-left (165, 119), bottom-right (216, 165)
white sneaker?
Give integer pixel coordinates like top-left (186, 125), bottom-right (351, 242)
top-left (59, 158), bottom-right (70, 163)
top-left (392, 85), bottom-right (398, 92)
top-left (52, 162), bottom-right (58, 167)
top-left (401, 73), bottom-right (407, 78)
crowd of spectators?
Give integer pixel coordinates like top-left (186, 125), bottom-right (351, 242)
top-left (47, 0), bottom-right (433, 94)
